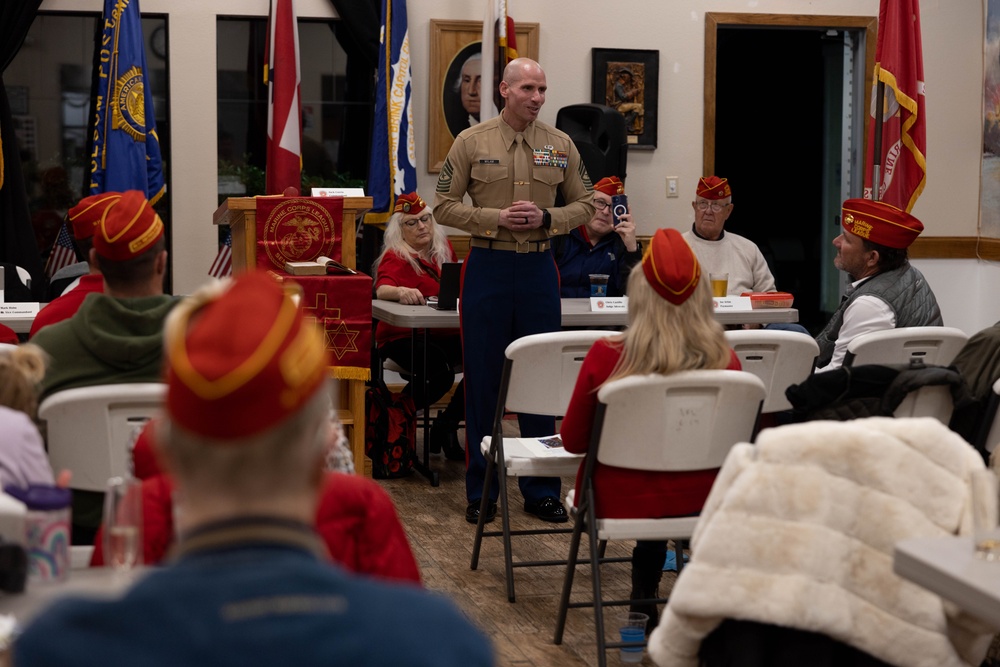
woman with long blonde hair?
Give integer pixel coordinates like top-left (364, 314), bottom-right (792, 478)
top-left (560, 228), bottom-right (741, 631)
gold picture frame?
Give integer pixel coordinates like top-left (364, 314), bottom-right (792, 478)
top-left (427, 19), bottom-right (540, 173)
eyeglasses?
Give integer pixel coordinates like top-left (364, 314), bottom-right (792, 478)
top-left (593, 200), bottom-right (610, 211)
top-left (402, 214), bottom-right (432, 228)
top-left (695, 200), bottom-right (730, 212)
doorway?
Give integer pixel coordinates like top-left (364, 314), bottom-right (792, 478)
top-left (704, 13), bottom-right (876, 333)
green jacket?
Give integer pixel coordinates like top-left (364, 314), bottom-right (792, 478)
top-left (34, 292), bottom-right (179, 400)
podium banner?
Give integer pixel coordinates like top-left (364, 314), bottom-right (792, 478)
top-left (255, 197), bottom-right (345, 271)
top-left (274, 272), bottom-right (372, 381)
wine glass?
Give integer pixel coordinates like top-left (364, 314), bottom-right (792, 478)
top-left (103, 476), bottom-right (143, 574)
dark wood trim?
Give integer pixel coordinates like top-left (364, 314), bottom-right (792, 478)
top-left (909, 236), bottom-right (1000, 261)
top-left (703, 13), bottom-right (878, 175)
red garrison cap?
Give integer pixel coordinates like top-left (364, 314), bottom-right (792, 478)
top-left (696, 176), bottom-right (731, 200)
top-left (68, 193), bottom-right (122, 241)
top-left (841, 198), bottom-right (923, 249)
top-left (92, 190), bottom-right (164, 261)
top-left (593, 176), bottom-right (625, 197)
top-left (641, 228), bottom-right (701, 305)
top-left (393, 192), bottom-right (427, 216)
top-left (165, 271), bottom-right (330, 441)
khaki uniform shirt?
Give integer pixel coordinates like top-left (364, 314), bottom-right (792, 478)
top-left (433, 115), bottom-right (594, 241)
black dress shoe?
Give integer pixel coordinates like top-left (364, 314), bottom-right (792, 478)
top-left (466, 500), bottom-right (498, 524)
top-left (523, 496), bottom-right (568, 523)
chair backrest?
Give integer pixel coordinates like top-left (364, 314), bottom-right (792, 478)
top-left (844, 326), bottom-right (968, 368)
top-left (502, 330), bottom-right (611, 418)
top-left (892, 385), bottom-right (954, 422)
top-left (594, 370), bottom-right (765, 471)
top-left (724, 330), bottom-right (818, 412)
top-left (981, 378), bottom-right (1000, 454)
top-left (38, 383), bottom-right (167, 492)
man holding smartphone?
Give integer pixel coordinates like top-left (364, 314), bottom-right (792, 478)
top-left (551, 176), bottom-right (642, 298)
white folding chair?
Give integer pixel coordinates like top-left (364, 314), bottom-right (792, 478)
top-left (843, 326), bottom-right (968, 368)
top-left (725, 330), bottom-right (819, 412)
top-left (38, 383), bottom-right (166, 492)
top-left (470, 330), bottom-right (610, 603)
top-left (553, 370), bottom-right (765, 667)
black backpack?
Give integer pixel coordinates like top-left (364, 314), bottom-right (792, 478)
top-left (365, 379), bottom-right (416, 479)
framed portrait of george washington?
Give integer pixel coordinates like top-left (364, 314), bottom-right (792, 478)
top-left (592, 48), bottom-right (659, 150)
top-left (428, 19), bottom-right (540, 173)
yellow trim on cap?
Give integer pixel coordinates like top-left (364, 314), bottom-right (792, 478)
top-left (645, 243), bottom-right (699, 297)
top-left (842, 203), bottom-right (920, 235)
top-left (169, 291), bottom-right (301, 400)
top-left (69, 193), bottom-right (121, 221)
top-left (102, 198), bottom-right (149, 244)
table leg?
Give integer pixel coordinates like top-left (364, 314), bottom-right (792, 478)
top-left (410, 327), bottom-right (439, 486)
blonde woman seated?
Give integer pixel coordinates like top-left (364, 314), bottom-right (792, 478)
top-left (374, 192), bottom-right (464, 460)
top-left (0, 345), bottom-right (56, 490)
top-left (560, 228), bottom-right (741, 632)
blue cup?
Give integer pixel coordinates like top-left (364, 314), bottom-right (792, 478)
top-left (589, 274), bottom-right (609, 297)
top-left (619, 611), bottom-right (648, 663)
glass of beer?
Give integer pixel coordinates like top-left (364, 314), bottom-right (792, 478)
top-left (709, 273), bottom-right (729, 298)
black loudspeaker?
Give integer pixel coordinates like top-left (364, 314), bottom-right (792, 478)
top-left (555, 104), bottom-right (628, 184)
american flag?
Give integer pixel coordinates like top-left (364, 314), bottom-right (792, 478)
top-left (44, 223), bottom-right (78, 278)
top-left (208, 229), bottom-right (233, 278)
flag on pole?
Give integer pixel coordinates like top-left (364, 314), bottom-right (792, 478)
top-left (90, 0), bottom-right (166, 204)
top-left (364, 0), bottom-right (416, 225)
top-left (208, 227), bottom-right (233, 278)
top-left (44, 223), bottom-right (78, 279)
top-left (265, 0), bottom-right (302, 195)
top-left (480, 0), bottom-right (518, 123)
top-left (863, 0), bottom-right (926, 212)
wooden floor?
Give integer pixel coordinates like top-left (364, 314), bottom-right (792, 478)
top-left (376, 431), bottom-right (678, 667)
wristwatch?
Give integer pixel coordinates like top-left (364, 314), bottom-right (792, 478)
top-left (541, 209), bottom-right (552, 230)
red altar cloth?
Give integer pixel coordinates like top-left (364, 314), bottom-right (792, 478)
top-left (271, 272), bottom-right (372, 381)
top-left (255, 197), bottom-right (345, 271)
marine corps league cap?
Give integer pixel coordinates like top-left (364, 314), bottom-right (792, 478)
top-left (164, 271), bottom-right (329, 441)
top-left (696, 176), bottom-right (731, 200)
top-left (841, 198), bottom-right (924, 249)
top-left (68, 192), bottom-right (122, 241)
top-left (393, 192), bottom-right (427, 215)
top-left (593, 176), bottom-right (625, 197)
top-left (641, 228), bottom-right (701, 305)
top-left (92, 190), bottom-right (164, 261)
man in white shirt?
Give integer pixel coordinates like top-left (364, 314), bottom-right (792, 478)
top-left (814, 198), bottom-right (942, 371)
top-left (681, 176), bottom-right (775, 295)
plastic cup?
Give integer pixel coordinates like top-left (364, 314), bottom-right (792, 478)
top-left (710, 273), bottom-right (729, 298)
top-left (971, 469), bottom-right (1000, 560)
top-left (6, 485), bottom-right (72, 582)
top-left (589, 274), bottom-right (610, 297)
top-left (619, 611), bottom-right (648, 663)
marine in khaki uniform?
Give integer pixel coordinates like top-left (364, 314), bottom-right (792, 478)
top-left (434, 57), bottom-right (594, 524)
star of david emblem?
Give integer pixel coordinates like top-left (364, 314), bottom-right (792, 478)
top-left (303, 292), bottom-right (360, 359)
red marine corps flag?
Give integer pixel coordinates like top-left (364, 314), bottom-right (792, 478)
top-left (480, 0), bottom-right (518, 123)
top-left (264, 0), bottom-right (302, 195)
top-left (864, 0), bottom-right (926, 212)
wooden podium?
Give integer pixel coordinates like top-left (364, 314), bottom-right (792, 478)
top-left (214, 196), bottom-right (373, 477)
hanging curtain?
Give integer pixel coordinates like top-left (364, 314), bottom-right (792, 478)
top-left (0, 0), bottom-right (45, 298)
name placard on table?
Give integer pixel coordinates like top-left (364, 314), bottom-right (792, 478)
top-left (590, 297), bottom-right (628, 312)
top-left (0, 303), bottom-right (40, 317)
top-left (712, 296), bottom-right (753, 311)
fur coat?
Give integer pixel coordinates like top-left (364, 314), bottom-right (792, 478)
top-left (649, 417), bottom-right (993, 667)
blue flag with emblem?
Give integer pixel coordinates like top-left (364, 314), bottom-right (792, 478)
top-left (364, 0), bottom-right (416, 225)
top-left (90, 0), bottom-right (166, 203)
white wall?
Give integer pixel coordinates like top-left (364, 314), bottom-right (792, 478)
top-left (36, 0), bottom-right (988, 300)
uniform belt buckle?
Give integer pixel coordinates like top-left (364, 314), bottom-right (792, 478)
top-left (516, 241), bottom-right (530, 254)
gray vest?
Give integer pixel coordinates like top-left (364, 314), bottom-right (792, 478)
top-left (815, 263), bottom-right (943, 368)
